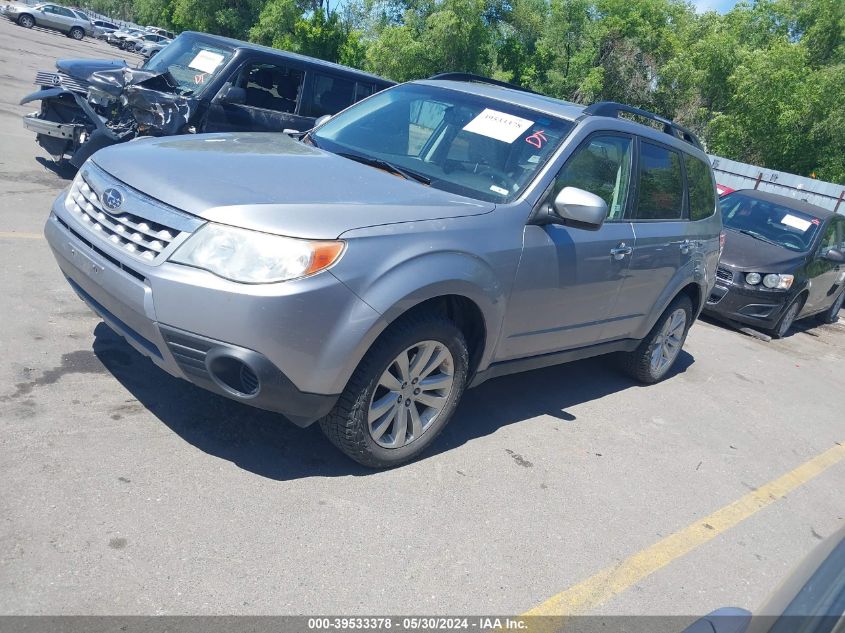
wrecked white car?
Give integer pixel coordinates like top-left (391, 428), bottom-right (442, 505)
top-left (20, 31), bottom-right (394, 167)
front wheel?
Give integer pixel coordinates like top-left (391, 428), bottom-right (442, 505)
top-left (771, 296), bottom-right (803, 338)
top-left (18, 14), bottom-right (34, 28)
top-left (817, 290), bottom-right (844, 325)
top-left (619, 295), bottom-right (692, 384)
top-left (69, 27), bottom-right (84, 40)
top-left (319, 312), bottom-right (469, 468)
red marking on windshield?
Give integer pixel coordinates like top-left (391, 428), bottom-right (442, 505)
top-left (525, 130), bottom-right (547, 149)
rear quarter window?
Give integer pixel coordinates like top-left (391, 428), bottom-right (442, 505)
top-left (684, 153), bottom-right (716, 220)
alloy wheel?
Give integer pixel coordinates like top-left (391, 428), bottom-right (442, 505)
top-left (368, 340), bottom-right (455, 449)
top-left (650, 308), bottom-right (687, 376)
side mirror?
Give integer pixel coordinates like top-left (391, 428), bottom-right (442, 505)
top-left (216, 85), bottom-right (246, 105)
top-left (824, 248), bottom-right (845, 263)
top-left (313, 114), bottom-right (331, 128)
top-left (550, 186), bottom-right (608, 230)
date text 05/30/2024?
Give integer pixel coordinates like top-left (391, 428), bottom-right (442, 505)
top-left (306, 617), bottom-right (528, 630)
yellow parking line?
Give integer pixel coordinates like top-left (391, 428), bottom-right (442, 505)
top-left (0, 231), bottom-right (43, 240)
top-left (523, 442), bottom-right (845, 627)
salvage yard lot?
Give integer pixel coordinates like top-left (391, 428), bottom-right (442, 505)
top-left (0, 18), bottom-right (843, 619)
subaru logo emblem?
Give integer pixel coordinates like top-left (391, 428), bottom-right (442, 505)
top-left (102, 188), bottom-right (123, 211)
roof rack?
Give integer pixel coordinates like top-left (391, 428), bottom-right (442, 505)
top-left (581, 101), bottom-right (703, 150)
top-left (428, 73), bottom-right (539, 95)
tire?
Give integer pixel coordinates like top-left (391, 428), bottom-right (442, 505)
top-left (619, 294), bottom-right (693, 384)
top-left (17, 14), bottom-right (34, 28)
top-left (319, 312), bottom-right (469, 468)
top-left (817, 289), bottom-right (844, 325)
top-left (771, 295), bottom-right (804, 339)
top-left (69, 27), bottom-right (84, 40)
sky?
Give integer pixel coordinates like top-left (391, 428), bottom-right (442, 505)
top-left (692, 0), bottom-right (741, 13)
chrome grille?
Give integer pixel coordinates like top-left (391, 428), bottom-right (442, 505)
top-left (64, 163), bottom-right (203, 264)
top-left (35, 71), bottom-right (89, 94)
top-left (715, 267), bottom-right (733, 283)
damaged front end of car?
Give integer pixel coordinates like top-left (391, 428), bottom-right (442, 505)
top-left (21, 59), bottom-right (198, 168)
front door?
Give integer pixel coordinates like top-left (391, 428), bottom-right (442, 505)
top-left (500, 133), bottom-right (636, 360)
top-left (38, 5), bottom-right (62, 28)
top-left (805, 217), bottom-right (845, 313)
top-left (204, 60), bottom-right (313, 133)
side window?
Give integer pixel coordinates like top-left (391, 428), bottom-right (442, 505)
top-left (684, 154), bottom-right (716, 221)
top-left (237, 63), bottom-right (304, 114)
top-left (551, 134), bottom-right (633, 221)
top-left (354, 82), bottom-right (374, 103)
top-left (635, 141), bottom-right (685, 220)
top-left (818, 222), bottom-right (838, 257)
top-left (41, 5), bottom-right (54, 13)
top-left (307, 74), bottom-right (355, 117)
top-left (56, 7), bottom-right (75, 17)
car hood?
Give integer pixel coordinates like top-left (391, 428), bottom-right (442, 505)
top-left (56, 58), bottom-right (127, 81)
top-left (91, 133), bottom-right (495, 240)
top-left (719, 228), bottom-right (806, 272)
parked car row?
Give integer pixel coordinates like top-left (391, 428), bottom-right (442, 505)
top-left (2, 1), bottom-right (173, 47)
top-left (107, 26), bottom-right (173, 52)
top-left (14, 29), bottom-right (844, 467)
top-left (3, 2), bottom-right (92, 39)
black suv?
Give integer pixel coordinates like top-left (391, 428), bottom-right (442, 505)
top-left (20, 31), bottom-right (394, 168)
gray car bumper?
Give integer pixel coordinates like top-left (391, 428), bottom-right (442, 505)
top-left (45, 196), bottom-right (384, 426)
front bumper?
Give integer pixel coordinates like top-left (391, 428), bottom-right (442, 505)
top-left (703, 278), bottom-right (795, 329)
top-left (23, 112), bottom-right (83, 140)
top-left (45, 194), bottom-right (383, 426)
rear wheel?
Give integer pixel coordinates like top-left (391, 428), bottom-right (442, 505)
top-left (69, 27), bottom-right (84, 40)
top-left (619, 295), bottom-right (692, 384)
top-left (817, 290), bottom-right (844, 325)
top-left (771, 296), bottom-right (803, 338)
top-left (319, 312), bottom-right (469, 468)
top-left (18, 14), bottom-right (34, 28)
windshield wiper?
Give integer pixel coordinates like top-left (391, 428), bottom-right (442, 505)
top-left (737, 229), bottom-right (781, 247)
top-left (337, 152), bottom-right (431, 185)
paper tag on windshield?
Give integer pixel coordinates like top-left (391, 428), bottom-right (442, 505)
top-left (188, 50), bottom-right (225, 74)
top-left (780, 214), bottom-right (812, 232)
top-left (463, 109), bottom-right (534, 143)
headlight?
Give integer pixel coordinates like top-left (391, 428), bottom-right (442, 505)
top-left (745, 272), bottom-right (761, 285)
top-left (170, 224), bottom-right (344, 284)
top-left (762, 273), bottom-right (793, 289)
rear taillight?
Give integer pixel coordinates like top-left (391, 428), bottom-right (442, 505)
top-left (719, 231), bottom-right (726, 258)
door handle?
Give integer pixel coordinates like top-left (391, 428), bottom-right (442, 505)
top-left (610, 243), bottom-right (633, 260)
top-left (668, 239), bottom-right (692, 254)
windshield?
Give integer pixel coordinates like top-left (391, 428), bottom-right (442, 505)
top-left (141, 33), bottom-right (233, 95)
top-left (720, 192), bottom-right (822, 252)
top-left (312, 83), bottom-right (574, 203)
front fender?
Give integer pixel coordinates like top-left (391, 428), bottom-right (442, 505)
top-left (20, 86), bottom-right (70, 106)
top-left (330, 227), bottom-right (513, 381)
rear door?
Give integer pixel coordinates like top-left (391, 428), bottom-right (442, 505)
top-left (303, 72), bottom-right (357, 118)
top-left (604, 138), bottom-right (691, 340)
top-left (204, 57), bottom-right (313, 133)
top-left (500, 132), bottom-right (636, 359)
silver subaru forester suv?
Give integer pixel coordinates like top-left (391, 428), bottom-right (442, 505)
top-left (45, 77), bottom-right (722, 467)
